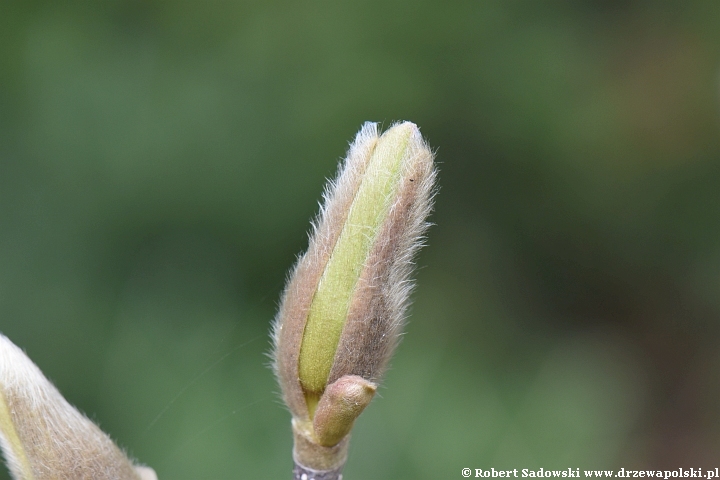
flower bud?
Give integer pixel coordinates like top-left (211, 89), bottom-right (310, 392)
top-left (272, 121), bottom-right (436, 472)
top-left (0, 334), bottom-right (155, 480)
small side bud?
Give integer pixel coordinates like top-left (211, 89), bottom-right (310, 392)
top-left (312, 375), bottom-right (376, 447)
top-left (0, 334), bottom-right (155, 480)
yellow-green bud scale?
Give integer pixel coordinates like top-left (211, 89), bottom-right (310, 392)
top-left (297, 124), bottom-right (413, 397)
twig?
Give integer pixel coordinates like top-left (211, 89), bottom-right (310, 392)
top-left (293, 461), bottom-right (345, 480)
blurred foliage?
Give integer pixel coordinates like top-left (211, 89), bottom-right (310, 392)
top-left (2, 1), bottom-right (720, 478)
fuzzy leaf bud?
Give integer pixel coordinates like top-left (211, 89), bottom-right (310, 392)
top-left (0, 334), bottom-right (155, 480)
top-left (272, 121), bottom-right (436, 474)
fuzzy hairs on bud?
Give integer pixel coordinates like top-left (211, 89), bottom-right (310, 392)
top-left (272, 121), bottom-right (436, 476)
top-left (0, 334), bottom-right (155, 480)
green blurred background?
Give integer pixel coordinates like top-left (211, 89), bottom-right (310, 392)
top-left (2, 1), bottom-right (720, 478)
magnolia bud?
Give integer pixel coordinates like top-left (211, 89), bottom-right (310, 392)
top-left (272, 121), bottom-right (436, 474)
top-left (0, 334), bottom-right (155, 480)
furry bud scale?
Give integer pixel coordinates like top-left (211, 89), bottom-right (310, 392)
top-left (0, 334), bottom-right (156, 480)
top-left (272, 121), bottom-right (436, 472)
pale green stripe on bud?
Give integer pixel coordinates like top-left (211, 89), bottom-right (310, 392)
top-left (298, 123), bottom-right (415, 396)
